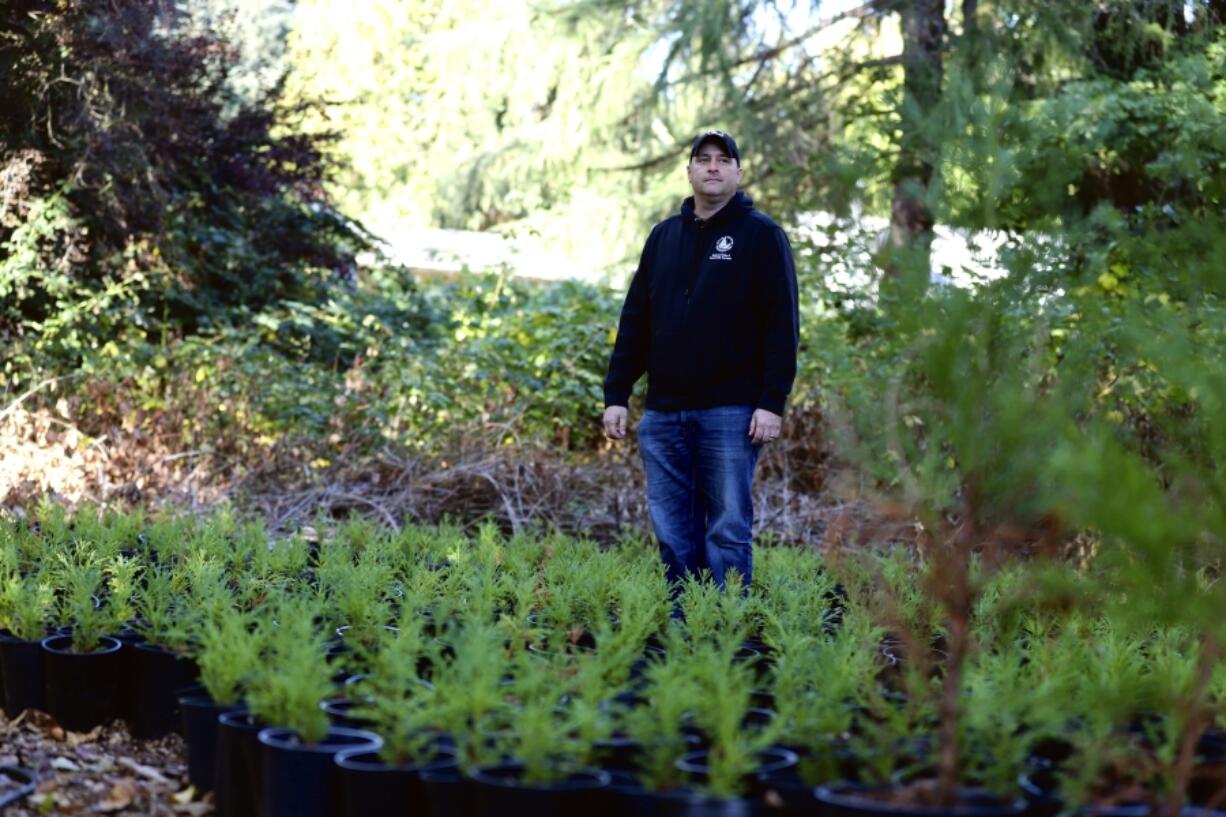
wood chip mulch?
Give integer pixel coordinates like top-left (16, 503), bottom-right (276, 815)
top-left (0, 709), bottom-right (212, 815)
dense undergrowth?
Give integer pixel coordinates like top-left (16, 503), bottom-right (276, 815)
top-left (3, 2), bottom-right (1226, 553)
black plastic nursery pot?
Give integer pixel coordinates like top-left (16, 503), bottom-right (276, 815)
top-left (40, 634), bottom-right (123, 732)
top-left (334, 624), bottom-right (400, 644)
top-left (676, 746), bottom-right (799, 800)
top-left (333, 745), bottom-right (458, 817)
top-left (1188, 730), bottom-right (1226, 808)
top-left (606, 771), bottom-right (758, 817)
top-left (1020, 767), bottom-right (1219, 817)
top-left (216, 710), bottom-right (267, 817)
top-left (680, 708), bottom-right (779, 749)
top-left (1070, 803), bottom-right (1189, 817)
top-left (814, 783), bottom-right (1029, 817)
top-left (754, 756), bottom-right (825, 816)
top-left (594, 734), bottom-right (645, 772)
top-left (1018, 762), bottom-right (1063, 817)
top-left (130, 643), bottom-right (200, 739)
top-left (470, 763), bottom-right (612, 817)
top-left (595, 733), bottom-right (705, 774)
top-left (179, 690), bottom-right (241, 793)
top-left (0, 765), bottom-right (38, 811)
top-left (0, 634), bottom-right (46, 718)
top-left (258, 725), bottom-right (383, 817)
top-left (420, 764), bottom-right (479, 817)
top-left (759, 743), bottom-right (861, 816)
top-left (112, 626), bottom-right (146, 720)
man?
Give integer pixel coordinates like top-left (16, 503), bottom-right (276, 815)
top-left (602, 130), bottom-right (799, 591)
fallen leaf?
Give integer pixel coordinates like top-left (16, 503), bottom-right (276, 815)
top-left (117, 756), bottom-right (172, 784)
top-left (172, 785), bottom-right (196, 804)
top-left (67, 726), bottom-right (104, 747)
top-left (92, 756), bottom-right (117, 773)
top-left (94, 779), bottom-right (137, 812)
top-left (23, 710), bottom-right (65, 741)
top-left (49, 756), bottom-right (81, 771)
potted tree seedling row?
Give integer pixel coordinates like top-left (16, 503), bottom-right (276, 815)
top-left (3, 502), bottom-right (1226, 816)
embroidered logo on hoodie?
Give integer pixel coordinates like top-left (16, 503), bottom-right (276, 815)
top-left (710, 235), bottom-right (734, 261)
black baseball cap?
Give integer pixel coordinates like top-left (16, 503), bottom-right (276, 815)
top-left (689, 130), bottom-right (740, 164)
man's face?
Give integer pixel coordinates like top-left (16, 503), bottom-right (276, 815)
top-left (687, 141), bottom-right (742, 200)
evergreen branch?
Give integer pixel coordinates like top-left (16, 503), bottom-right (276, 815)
top-left (660, 0), bottom-right (889, 89)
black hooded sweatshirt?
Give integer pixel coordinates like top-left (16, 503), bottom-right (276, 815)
top-left (603, 191), bottom-right (799, 416)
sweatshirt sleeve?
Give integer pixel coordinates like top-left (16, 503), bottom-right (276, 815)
top-left (603, 229), bottom-right (655, 408)
top-left (755, 226), bottom-right (800, 416)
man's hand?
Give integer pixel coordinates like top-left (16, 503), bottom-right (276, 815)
top-left (603, 405), bottom-right (629, 440)
top-left (748, 408), bottom-right (782, 444)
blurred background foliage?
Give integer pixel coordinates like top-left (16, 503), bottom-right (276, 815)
top-left (0, 0), bottom-right (1224, 556)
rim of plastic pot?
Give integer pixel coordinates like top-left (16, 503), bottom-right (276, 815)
top-left (319, 697), bottom-right (376, 721)
top-left (217, 710), bottom-right (262, 730)
top-left (745, 707), bottom-right (777, 727)
top-left (606, 773), bottom-right (749, 807)
top-left (132, 640), bottom-right (193, 656)
top-left (0, 630), bottom-right (53, 645)
top-left (594, 733), bottom-right (640, 750)
top-left (335, 625), bottom-right (401, 639)
top-left (1017, 765), bottom-right (1060, 803)
top-left (815, 783), bottom-right (1029, 817)
top-left (333, 745), bottom-right (458, 774)
top-left (174, 682), bottom-right (207, 700)
top-left (111, 630), bottom-right (146, 647)
top-left (1068, 800), bottom-right (1203, 817)
top-left (334, 674), bottom-right (432, 695)
top-left (179, 690), bottom-right (241, 711)
top-left (526, 641), bottom-right (596, 658)
top-left (40, 634), bottom-right (122, 656)
top-left (257, 725), bottom-right (384, 754)
top-left (470, 762), bottom-right (611, 792)
top-left (676, 746), bottom-right (798, 778)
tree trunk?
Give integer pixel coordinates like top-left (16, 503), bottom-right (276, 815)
top-left (962, 0), bottom-right (978, 36)
top-left (886, 0), bottom-right (946, 278)
top-left (1204, 0), bottom-right (1226, 28)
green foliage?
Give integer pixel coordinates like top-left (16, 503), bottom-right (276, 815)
top-left (57, 556), bottom-right (109, 654)
top-left (245, 596), bottom-right (333, 744)
top-left (3, 505), bottom-right (1225, 805)
top-left (0, 574), bottom-right (56, 642)
top-left (624, 657), bottom-right (701, 792)
top-left (0, 0), bottom-right (377, 382)
top-left (284, 0), bottom-right (680, 275)
top-left (197, 607), bottom-right (264, 707)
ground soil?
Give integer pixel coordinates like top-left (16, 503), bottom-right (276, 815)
top-left (0, 709), bottom-right (211, 816)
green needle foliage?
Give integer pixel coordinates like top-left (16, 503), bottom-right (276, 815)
top-left (54, 553), bottom-right (110, 654)
top-left (354, 617), bottom-right (443, 765)
top-left (135, 567), bottom-right (196, 653)
top-left (245, 595), bottom-right (333, 744)
top-left (625, 657), bottom-right (702, 793)
top-left (0, 574), bottom-right (56, 642)
top-left (197, 607), bottom-right (264, 707)
top-left (4, 503), bottom-right (1226, 807)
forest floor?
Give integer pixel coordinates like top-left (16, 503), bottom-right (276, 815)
top-left (0, 709), bottom-right (208, 816)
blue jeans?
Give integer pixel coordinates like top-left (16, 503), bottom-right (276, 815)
top-left (636, 405), bottom-right (761, 590)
